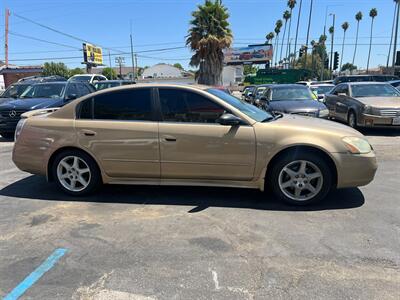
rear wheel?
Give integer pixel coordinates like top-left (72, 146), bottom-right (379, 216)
top-left (268, 151), bottom-right (333, 205)
top-left (348, 110), bottom-right (357, 128)
top-left (51, 150), bottom-right (101, 196)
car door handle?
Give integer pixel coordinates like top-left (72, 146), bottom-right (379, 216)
top-left (162, 135), bottom-right (177, 142)
top-left (80, 129), bottom-right (96, 137)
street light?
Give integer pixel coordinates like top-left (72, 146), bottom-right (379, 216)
top-left (329, 13), bottom-right (336, 78)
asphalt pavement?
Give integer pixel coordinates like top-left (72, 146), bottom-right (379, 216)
top-left (0, 129), bottom-right (399, 300)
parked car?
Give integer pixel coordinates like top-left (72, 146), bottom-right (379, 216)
top-left (325, 82), bottom-right (400, 128)
top-left (94, 80), bottom-right (134, 90)
top-left (12, 84), bottom-right (377, 205)
top-left (257, 84), bottom-right (329, 118)
top-left (0, 76), bottom-right (67, 101)
top-left (0, 81), bottom-right (95, 139)
top-left (333, 75), bottom-right (399, 85)
top-left (389, 80), bottom-right (400, 89)
top-left (242, 85), bottom-right (256, 103)
top-left (69, 74), bottom-right (107, 84)
top-left (310, 84), bottom-right (335, 101)
top-left (253, 84), bottom-right (272, 105)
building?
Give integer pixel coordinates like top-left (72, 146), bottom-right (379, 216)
top-left (222, 65), bottom-right (244, 86)
top-left (91, 66), bottom-right (140, 80)
top-left (142, 64), bottom-right (183, 79)
top-left (0, 64), bottom-right (43, 88)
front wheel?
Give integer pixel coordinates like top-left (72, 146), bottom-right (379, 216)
top-left (51, 150), bottom-right (101, 196)
top-left (268, 152), bottom-right (333, 205)
top-left (348, 111), bottom-right (357, 128)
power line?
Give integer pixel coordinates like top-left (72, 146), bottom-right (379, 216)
top-left (9, 31), bottom-right (81, 50)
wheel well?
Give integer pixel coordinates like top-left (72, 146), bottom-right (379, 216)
top-left (265, 146), bottom-right (338, 188)
top-left (47, 146), bottom-right (99, 181)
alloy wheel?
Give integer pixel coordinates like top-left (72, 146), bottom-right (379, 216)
top-left (56, 156), bottom-right (91, 192)
top-left (278, 160), bottom-right (323, 202)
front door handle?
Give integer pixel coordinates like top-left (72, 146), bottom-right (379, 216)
top-left (163, 135), bottom-right (177, 142)
top-left (80, 129), bottom-right (96, 137)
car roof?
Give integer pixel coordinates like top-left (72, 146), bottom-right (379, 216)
top-left (32, 81), bottom-right (68, 85)
top-left (345, 81), bottom-right (389, 85)
top-left (97, 80), bottom-right (132, 83)
top-left (270, 84), bottom-right (308, 88)
top-left (311, 84), bottom-right (334, 87)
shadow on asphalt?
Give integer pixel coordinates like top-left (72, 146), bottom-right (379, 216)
top-left (0, 175), bottom-right (365, 212)
top-left (360, 128), bottom-right (400, 137)
top-left (0, 137), bottom-right (13, 143)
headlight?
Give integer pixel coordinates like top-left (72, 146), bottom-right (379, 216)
top-left (342, 136), bottom-right (372, 154)
top-left (363, 105), bottom-right (372, 114)
top-left (14, 118), bottom-right (27, 141)
top-left (319, 108), bottom-right (329, 118)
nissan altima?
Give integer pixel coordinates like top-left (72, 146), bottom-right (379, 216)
top-left (12, 84), bottom-right (377, 205)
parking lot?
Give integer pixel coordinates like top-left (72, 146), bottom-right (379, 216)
top-left (0, 129), bottom-right (399, 299)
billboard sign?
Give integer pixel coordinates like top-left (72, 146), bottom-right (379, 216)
top-left (83, 43), bottom-right (103, 66)
top-left (224, 44), bottom-right (273, 65)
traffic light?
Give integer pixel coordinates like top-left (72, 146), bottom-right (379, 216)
top-left (324, 58), bottom-right (329, 69)
top-left (333, 52), bottom-right (339, 70)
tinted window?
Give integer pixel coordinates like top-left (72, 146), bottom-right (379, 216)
top-left (332, 84), bottom-right (348, 95)
top-left (1, 84), bottom-right (30, 98)
top-left (65, 83), bottom-right (79, 97)
top-left (351, 84), bottom-right (400, 97)
top-left (270, 87), bottom-right (314, 101)
top-left (20, 83), bottom-right (66, 98)
top-left (77, 83), bottom-right (92, 96)
top-left (159, 89), bottom-right (225, 123)
top-left (78, 98), bottom-right (92, 119)
top-left (93, 89), bottom-right (153, 121)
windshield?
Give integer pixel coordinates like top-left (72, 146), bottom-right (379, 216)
top-left (351, 84), bottom-right (400, 97)
top-left (271, 87), bottom-right (314, 101)
top-left (207, 88), bottom-right (273, 122)
top-left (256, 87), bottom-right (267, 96)
top-left (70, 75), bottom-right (92, 82)
top-left (94, 82), bottom-right (120, 90)
top-left (1, 84), bottom-right (30, 98)
top-left (20, 83), bottom-right (66, 99)
top-left (311, 86), bottom-right (334, 95)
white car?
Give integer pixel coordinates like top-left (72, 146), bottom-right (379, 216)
top-left (69, 74), bottom-right (107, 84)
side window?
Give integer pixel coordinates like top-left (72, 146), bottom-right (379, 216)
top-left (93, 89), bottom-right (153, 121)
top-left (333, 84), bottom-right (348, 95)
top-left (78, 98), bottom-right (93, 119)
top-left (66, 83), bottom-right (79, 97)
top-left (77, 83), bottom-right (92, 96)
top-left (159, 89), bottom-right (225, 123)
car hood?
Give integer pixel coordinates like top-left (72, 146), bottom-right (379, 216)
top-left (0, 97), bottom-right (64, 111)
top-left (268, 100), bottom-right (326, 113)
top-left (356, 97), bottom-right (400, 108)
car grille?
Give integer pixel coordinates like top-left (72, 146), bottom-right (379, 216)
top-left (0, 110), bottom-right (26, 119)
top-left (379, 109), bottom-right (400, 117)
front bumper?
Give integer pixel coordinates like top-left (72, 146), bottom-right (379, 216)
top-left (359, 113), bottom-right (400, 127)
top-left (0, 117), bottom-right (19, 132)
top-left (332, 151), bottom-right (377, 188)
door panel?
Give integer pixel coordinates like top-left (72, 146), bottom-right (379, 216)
top-left (159, 123), bottom-right (256, 180)
top-left (76, 120), bottom-right (160, 178)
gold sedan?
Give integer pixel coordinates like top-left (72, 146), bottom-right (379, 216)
top-left (12, 84), bottom-right (377, 205)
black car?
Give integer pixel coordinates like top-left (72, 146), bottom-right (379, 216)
top-left (257, 84), bottom-right (329, 118)
top-left (0, 75), bottom-right (67, 102)
top-left (253, 84), bottom-right (272, 105)
top-left (94, 80), bottom-right (135, 91)
top-left (333, 75), bottom-right (399, 85)
top-left (0, 81), bottom-right (94, 139)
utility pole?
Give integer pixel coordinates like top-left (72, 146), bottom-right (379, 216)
top-left (329, 13), bottom-right (336, 78)
top-left (392, 1), bottom-right (400, 75)
top-left (4, 8), bottom-right (10, 68)
top-left (303, 0), bottom-right (313, 69)
top-left (129, 20), bottom-right (135, 82)
top-left (108, 50), bottom-right (113, 79)
top-left (134, 54), bottom-right (138, 80)
top-left (115, 57), bottom-right (125, 79)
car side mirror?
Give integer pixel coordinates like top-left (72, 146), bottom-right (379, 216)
top-left (217, 113), bottom-right (243, 126)
top-left (65, 94), bottom-right (78, 101)
top-left (337, 93), bottom-right (347, 97)
top-left (247, 92), bottom-right (253, 97)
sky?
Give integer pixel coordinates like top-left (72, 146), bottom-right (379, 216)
top-left (1, 0), bottom-right (398, 71)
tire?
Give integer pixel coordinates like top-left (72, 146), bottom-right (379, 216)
top-left (268, 151), bottom-right (333, 206)
top-left (348, 110), bottom-right (357, 128)
top-left (51, 149), bottom-right (101, 196)
top-left (1, 132), bottom-right (14, 140)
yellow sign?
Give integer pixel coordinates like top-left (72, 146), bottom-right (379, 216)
top-left (83, 43), bottom-right (103, 65)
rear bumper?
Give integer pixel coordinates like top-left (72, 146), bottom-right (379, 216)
top-left (359, 113), bottom-right (400, 127)
top-left (332, 151), bottom-right (378, 188)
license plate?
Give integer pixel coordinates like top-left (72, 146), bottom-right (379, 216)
top-left (393, 117), bottom-right (400, 125)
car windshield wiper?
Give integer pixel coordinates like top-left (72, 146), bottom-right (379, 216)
top-left (273, 112), bottom-right (284, 120)
top-left (261, 116), bottom-right (274, 122)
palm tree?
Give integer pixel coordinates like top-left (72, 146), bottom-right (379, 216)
top-left (340, 22), bottom-right (349, 73)
top-left (286, 0), bottom-right (297, 61)
top-left (266, 32), bottom-right (275, 44)
top-left (186, 0), bottom-right (232, 85)
top-left (388, 1), bottom-right (399, 68)
top-left (293, 0), bottom-right (303, 67)
top-left (366, 8), bottom-right (378, 72)
top-left (392, 1), bottom-right (400, 72)
top-left (280, 10), bottom-right (291, 63)
top-left (352, 11), bottom-right (363, 65)
top-left (274, 20), bottom-right (283, 66)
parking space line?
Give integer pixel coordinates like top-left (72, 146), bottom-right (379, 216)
top-left (3, 248), bottom-right (68, 300)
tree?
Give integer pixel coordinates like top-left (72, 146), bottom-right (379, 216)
top-left (280, 10), bottom-right (291, 63)
top-left (101, 67), bottom-right (117, 80)
top-left (274, 20), bottom-right (283, 66)
top-left (352, 11), bottom-right (363, 65)
top-left (173, 63), bottom-right (184, 70)
top-left (42, 62), bottom-right (70, 78)
top-left (243, 65), bottom-right (258, 75)
top-left (341, 63), bottom-right (357, 72)
top-left (68, 67), bottom-right (84, 77)
top-left (340, 22), bottom-right (349, 73)
top-left (366, 8), bottom-right (378, 72)
top-left (186, 0), bottom-right (232, 85)
top-left (266, 32), bottom-right (275, 44)
top-left (286, 0), bottom-right (296, 61)
top-left (293, 0), bottom-right (303, 67)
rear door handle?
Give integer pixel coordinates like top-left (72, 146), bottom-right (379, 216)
top-left (163, 135), bottom-right (177, 142)
top-left (80, 129), bottom-right (96, 137)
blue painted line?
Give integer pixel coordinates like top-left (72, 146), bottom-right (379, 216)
top-left (3, 248), bottom-right (68, 300)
